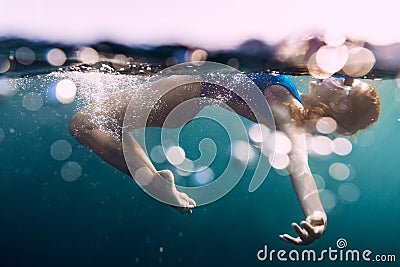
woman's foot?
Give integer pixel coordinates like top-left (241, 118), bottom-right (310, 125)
top-left (138, 169), bottom-right (196, 214)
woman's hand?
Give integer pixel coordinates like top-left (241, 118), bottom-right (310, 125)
top-left (279, 211), bottom-right (327, 246)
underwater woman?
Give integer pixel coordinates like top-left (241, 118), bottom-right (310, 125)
top-left (69, 71), bottom-right (380, 246)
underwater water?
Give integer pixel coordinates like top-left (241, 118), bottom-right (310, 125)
top-left (0, 58), bottom-right (399, 267)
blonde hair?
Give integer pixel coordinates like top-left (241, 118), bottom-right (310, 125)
top-left (288, 84), bottom-right (381, 135)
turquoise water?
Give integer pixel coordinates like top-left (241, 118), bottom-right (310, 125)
top-left (0, 67), bottom-right (399, 267)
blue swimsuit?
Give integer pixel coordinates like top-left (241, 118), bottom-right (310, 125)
top-left (200, 73), bottom-right (303, 104)
top-left (247, 73), bottom-right (303, 104)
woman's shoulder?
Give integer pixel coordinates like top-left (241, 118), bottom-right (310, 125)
top-left (263, 84), bottom-right (304, 127)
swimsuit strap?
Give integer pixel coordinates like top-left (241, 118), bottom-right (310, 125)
top-left (247, 73), bottom-right (303, 104)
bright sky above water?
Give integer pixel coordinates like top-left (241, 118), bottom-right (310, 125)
top-left (1, 0), bottom-right (400, 48)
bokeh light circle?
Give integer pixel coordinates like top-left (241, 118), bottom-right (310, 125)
top-left (47, 48), bottom-right (67, 66)
top-left (316, 117), bottom-right (337, 134)
top-left (307, 52), bottom-right (333, 79)
top-left (319, 189), bottom-right (337, 213)
top-left (329, 162), bottom-right (350, 181)
top-left (316, 45), bottom-right (349, 74)
top-left (333, 137), bottom-right (353, 156)
top-left (61, 161), bottom-right (82, 182)
top-left (16, 47), bottom-right (36, 65)
top-left (22, 92), bottom-right (43, 111)
top-left (337, 183), bottom-right (361, 203)
top-left (56, 79), bottom-right (77, 104)
top-left (342, 47), bottom-right (375, 77)
top-left (50, 140), bottom-right (73, 161)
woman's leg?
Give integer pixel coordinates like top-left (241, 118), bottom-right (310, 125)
top-left (69, 89), bottom-right (132, 175)
top-left (69, 83), bottom-right (202, 212)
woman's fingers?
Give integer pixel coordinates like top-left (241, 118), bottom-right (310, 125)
top-left (280, 220), bottom-right (324, 246)
top-left (279, 234), bottom-right (302, 245)
top-left (301, 221), bottom-right (319, 237)
top-left (292, 222), bottom-right (309, 240)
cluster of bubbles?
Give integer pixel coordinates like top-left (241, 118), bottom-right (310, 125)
top-left (277, 34), bottom-right (376, 79)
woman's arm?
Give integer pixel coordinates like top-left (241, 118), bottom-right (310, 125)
top-left (280, 124), bottom-right (327, 245)
top-left (263, 85), bottom-right (326, 245)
